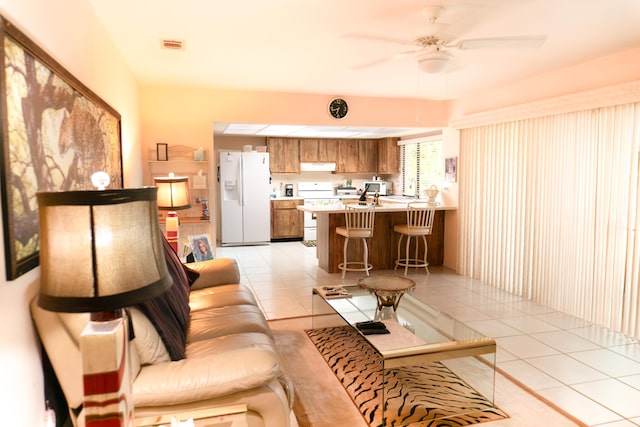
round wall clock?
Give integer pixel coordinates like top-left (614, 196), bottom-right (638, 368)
top-left (328, 98), bottom-right (349, 119)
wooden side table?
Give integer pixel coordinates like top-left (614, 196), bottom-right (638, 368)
top-left (135, 404), bottom-right (248, 426)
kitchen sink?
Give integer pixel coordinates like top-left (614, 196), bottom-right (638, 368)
top-left (382, 195), bottom-right (422, 201)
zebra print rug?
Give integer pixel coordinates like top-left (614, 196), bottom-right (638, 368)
top-left (306, 326), bottom-right (508, 427)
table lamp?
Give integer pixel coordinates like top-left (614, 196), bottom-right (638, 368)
top-left (36, 186), bottom-right (172, 427)
top-left (154, 174), bottom-right (191, 252)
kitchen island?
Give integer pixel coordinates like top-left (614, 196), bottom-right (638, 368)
top-left (298, 200), bottom-right (456, 274)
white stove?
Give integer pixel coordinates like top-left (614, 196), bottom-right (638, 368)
top-left (298, 182), bottom-right (341, 241)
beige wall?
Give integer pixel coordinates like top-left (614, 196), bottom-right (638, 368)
top-left (449, 46), bottom-right (640, 119)
top-left (0, 1), bottom-right (141, 424)
top-left (440, 128), bottom-right (460, 270)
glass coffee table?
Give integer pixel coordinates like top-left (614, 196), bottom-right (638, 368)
top-left (312, 282), bottom-right (497, 426)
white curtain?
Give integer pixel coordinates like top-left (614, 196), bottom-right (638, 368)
top-left (458, 103), bottom-right (640, 338)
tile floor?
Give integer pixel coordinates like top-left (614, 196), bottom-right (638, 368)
top-left (216, 241), bottom-right (640, 427)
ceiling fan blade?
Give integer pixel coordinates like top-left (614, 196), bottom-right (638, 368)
top-left (352, 56), bottom-right (395, 69)
top-left (342, 32), bottom-right (415, 46)
top-left (352, 49), bottom-right (420, 70)
top-left (450, 35), bottom-right (547, 50)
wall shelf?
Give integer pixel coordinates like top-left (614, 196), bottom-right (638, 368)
top-left (147, 144), bottom-right (213, 253)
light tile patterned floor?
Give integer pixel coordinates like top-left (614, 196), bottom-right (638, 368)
top-left (216, 241), bottom-right (640, 426)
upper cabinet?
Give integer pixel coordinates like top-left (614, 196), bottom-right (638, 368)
top-left (269, 137), bottom-right (399, 175)
top-left (267, 137), bottom-right (300, 173)
top-left (299, 139), bottom-right (317, 163)
top-left (336, 139), bottom-right (378, 174)
top-left (336, 139), bottom-right (359, 173)
top-left (299, 139), bottom-right (337, 163)
top-left (317, 139), bottom-right (338, 162)
top-left (357, 139), bottom-right (378, 174)
top-left (377, 137), bottom-right (400, 174)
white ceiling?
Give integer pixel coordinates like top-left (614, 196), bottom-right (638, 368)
top-left (89, 0), bottom-right (640, 137)
top-left (214, 123), bottom-right (433, 139)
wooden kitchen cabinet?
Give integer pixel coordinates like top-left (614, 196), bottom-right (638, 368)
top-left (299, 139), bottom-right (337, 162)
top-left (317, 139), bottom-right (337, 162)
top-left (271, 199), bottom-right (304, 240)
top-left (336, 139), bottom-right (379, 174)
top-left (358, 139), bottom-right (378, 173)
top-left (299, 139), bottom-right (317, 162)
top-left (377, 137), bottom-right (400, 174)
top-left (267, 138), bottom-right (300, 173)
top-left (335, 139), bottom-right (359, 173)
top-left (271, 136), bottom-right (392, 175)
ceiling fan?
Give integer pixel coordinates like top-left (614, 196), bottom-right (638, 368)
top-left (349, 5), bottom-right (547, 74)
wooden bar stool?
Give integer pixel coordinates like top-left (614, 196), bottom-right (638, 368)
top-left (394, 202), bottom-right (436, 275)
top-left (336, 204), bottom-right (376, 279)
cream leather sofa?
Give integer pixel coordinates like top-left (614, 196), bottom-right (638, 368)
top-left (31, 256), bottom-right (294, 427)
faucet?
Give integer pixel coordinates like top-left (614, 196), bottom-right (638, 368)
top-left (402, 178), bottom-right (419, 198)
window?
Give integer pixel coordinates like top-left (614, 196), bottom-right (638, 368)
top-left (401, 138), bottom-right (443, 196)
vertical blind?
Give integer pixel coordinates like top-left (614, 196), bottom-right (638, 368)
top-left (459, 103), bottom-right (640, 338)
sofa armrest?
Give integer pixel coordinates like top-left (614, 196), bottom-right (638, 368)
top-left (186, 258), bottom-right (240, 290)
top-left (132, 346), bottom-right (280, 406)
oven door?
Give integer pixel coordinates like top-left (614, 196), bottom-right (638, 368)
top-left (303, 211), bottom-right (317, 240)
top-left (304, 211), bottom-right (316, 228)
top-left (304, 226), bottom-right (317, 241)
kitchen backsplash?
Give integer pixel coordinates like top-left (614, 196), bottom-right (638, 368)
top-left (271, 172), bottom-right (401, 197)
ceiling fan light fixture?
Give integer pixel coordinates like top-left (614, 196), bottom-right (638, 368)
top-left (417, 51), bottom-right (452, 73)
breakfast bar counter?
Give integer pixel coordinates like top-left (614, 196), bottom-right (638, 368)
top-left (298, 200), bottom-right (456, 274)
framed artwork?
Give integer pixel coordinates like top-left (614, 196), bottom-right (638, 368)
top-left (156, 143), bottom-right (168, 161)
top-left (188, 234), bottom-right (214, 262)
top-left (0, 16), bottom-right (123, 280)
top-left (445, 157), bottom-right (457, 183)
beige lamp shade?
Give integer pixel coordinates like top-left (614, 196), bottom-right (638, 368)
top-left (36, 187), bottom-right (172, 313)
top-left (154, 176), bottom-right (191, 210)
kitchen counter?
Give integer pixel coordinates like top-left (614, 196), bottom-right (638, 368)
top-left (271, 196), bottom-right (304, 201)
top-left (298, 200), bottom-right (457, 274)
top-left (297, 201), bottom-right (456, 214)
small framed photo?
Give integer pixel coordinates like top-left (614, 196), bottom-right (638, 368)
top-left (156, 143), bottom-right (168, 161)
top-left (189, 233), bottom-right (214, 262)
top-left (445, 157), bottom-right (457, 182)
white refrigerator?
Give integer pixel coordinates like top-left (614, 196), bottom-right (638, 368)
top-left (219, 151), bottom-right (271, 246)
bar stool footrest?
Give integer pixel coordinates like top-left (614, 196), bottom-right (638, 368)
top-left (339, 262), bottom-right (373, 273)
top-left (395, 258), bottom-right (429, 268)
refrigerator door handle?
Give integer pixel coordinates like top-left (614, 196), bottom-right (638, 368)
top-left (237, 159), bottom-right (244, 207)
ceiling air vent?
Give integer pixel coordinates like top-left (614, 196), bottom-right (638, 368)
top-left (161, 39), bottom-right (185, 50)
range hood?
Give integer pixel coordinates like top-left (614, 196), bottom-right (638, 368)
top-left (300, 162), bottom-right (336, 172)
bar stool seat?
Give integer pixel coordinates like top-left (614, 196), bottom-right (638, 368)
top-left (336, 204), bottom-right (375, 279)
top-left (394, 202), bottom-right (436, 275)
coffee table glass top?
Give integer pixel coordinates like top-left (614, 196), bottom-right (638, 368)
top-left (313, 284), bottom-right (495, 361)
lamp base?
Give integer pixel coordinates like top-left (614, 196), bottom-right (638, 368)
top-left (165, 211), bottom-right (179, 252)
top-left (80, 310), bottom-right (133, 427)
